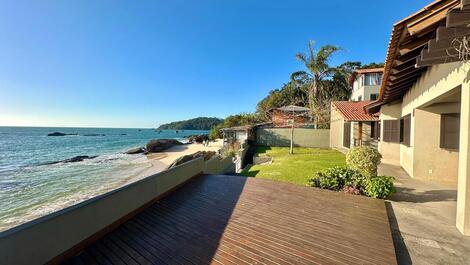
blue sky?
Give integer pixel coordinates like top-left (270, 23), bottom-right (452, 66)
top-left (0, 0), bottom-right (431, 128)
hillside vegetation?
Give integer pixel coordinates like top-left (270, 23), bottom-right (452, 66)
top-left (158, 117), bottom-right (223, 130)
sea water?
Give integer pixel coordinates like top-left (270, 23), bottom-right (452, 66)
top-left (0, 127), bottom-right (207, 232)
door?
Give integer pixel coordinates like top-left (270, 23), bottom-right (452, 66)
top-left (343, 122), bottom-right (351, 148)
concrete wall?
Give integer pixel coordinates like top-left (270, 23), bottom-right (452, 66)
top-left (330, 105), bottom-right (345, 150)
top-left (204, 155), bottom-right (235, 175)
top-left (0, 158), bottom-right (206, 265)
top-left (414, 109), bottom-right (459, 186)
top-left (256, 128), bottom-right (330, 148)
top-left (379, 101), bottom-right (402, 165)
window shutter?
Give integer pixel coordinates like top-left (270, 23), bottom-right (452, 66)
top-left (440, 114), bottom-right (460, 150)
top-left (400, 115), bottom-right (411, 146)
top-left (383, 120), bottom-right (399, 143)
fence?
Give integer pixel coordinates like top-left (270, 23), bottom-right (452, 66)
top-left (256, 128), bottom-right (330, 148)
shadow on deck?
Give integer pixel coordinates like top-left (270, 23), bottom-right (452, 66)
top-left (63, 175), bottom-right (397, 265)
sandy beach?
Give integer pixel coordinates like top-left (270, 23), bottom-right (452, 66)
top-left (128, 139), bottom-right (224, 183)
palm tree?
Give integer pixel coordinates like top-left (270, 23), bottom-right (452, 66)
top-left (291, 41), bottom-right (341, 128)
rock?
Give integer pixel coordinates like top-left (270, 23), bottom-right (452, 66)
top-left (126, 147), bottom-right (147, 154)
top-left (168, 151), bottom-right (216, 168)
top-left (43, 155), bottom-right (97, 165)
top-left (187, 134), bottom-right (209, 143)
top-left (120, 133), bottom-right (127, 136)
top-left (47, 132), bottom-right (77, 136)
top-left (146, 139), bottom-right (183, 153)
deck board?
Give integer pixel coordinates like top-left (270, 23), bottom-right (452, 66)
top-left (64, 175), bottom-right (397, 265)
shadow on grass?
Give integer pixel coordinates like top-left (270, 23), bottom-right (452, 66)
top-left (240, 164), bottom-right (260, 177)
top-left (385, 201), bottom-right (412, 265)
top-left (253, 145), bottom-right (272, 154)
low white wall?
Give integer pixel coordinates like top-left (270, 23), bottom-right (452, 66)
top-left (0, 158), bottom-right (205, 265)
top-left (204, 155), bottom-right (235, 175)
top-left (256, 128), bottom-right (330, 148)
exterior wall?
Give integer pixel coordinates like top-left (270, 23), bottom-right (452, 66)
top-left (330, 105), bottom-right (345, 150)
top-left (271, 110), bottom-right (308, 127)
top-left (379, 102), bottom-right (401, 165)
top-left (0, 158), bottom-right (206, 265)
top-left (414, 108), bottom-right (459, 186)
top-left (203, 155), bottom-right (235, 175)
top-left (351, 76), bottom-right (380, 101)
top-left (256, 128), bottom-right (330, 148)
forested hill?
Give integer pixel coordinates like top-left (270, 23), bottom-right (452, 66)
top-left (157, 117), bottom-right (223, 130)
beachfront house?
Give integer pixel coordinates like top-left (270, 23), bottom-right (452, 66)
top-left (221, 125), bottom-right (255, 148)
top-left (330, 101), bottom-right (380, 151)
top-left (329, 68), bottom-right (384, 151)
top-left (363, 0), bottom-right (470, 236)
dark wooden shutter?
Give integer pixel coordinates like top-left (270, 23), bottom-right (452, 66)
top-left (440, 113), bottom-right (460, 150)
top-left (383, 120), bottom-right (399, 143)
top-left (343, 122), bottom-right (351, 148)
top-left (400, 115), bottom-right (411, 146)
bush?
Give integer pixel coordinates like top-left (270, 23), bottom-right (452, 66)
top-left (309, 166), bottom-right (364, 192)
top-left (209, 124), bottom-right (224, 141)
top-left (364, 175), bottom-right (395, 199)
top-left (346, 146), bottom-right (382, 177)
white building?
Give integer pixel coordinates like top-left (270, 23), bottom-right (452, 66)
top-left (349, 68), bottom-right (384, 101)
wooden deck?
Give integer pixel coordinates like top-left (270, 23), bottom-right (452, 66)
top-left (63, 174), bottom-right (397, 265)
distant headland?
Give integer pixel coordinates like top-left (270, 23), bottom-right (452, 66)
top-left (157, 117), bottom-right (223, 130)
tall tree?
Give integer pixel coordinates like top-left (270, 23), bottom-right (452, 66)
top-left (291, 41), bottom-right (341, 128)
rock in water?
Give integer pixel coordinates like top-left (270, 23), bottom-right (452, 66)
top-left (126, 147), bottom-right (147, 154)
top-left (146, 139), bottom-right (183, 153)
top-left (47, 132), bottom-right (77, 136)
top-left (43, 155), bottom-right (97, 165)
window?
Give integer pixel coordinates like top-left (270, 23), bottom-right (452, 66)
top-left (364, 73), bottom-right (382, 86)
top-left (382, 120), bottom-right (399, 143)
top-left (358, 95), bottom-right (362, 101)
top-left (440, 113), bottom-right (460, 150)
top-left (370, 93), bottom-right (378, 101)
top-left (400, 115), bottom-right (411, 147)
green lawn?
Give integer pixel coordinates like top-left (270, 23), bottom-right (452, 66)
top-left (240, 146), bottom-right (346, 186)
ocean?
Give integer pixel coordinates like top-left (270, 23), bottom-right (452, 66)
top-left (0, 126), bottom-right (208, 232)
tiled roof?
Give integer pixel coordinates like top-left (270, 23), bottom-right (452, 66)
top-left (354, 68), bottom-right (384, 74)
top-left (332, 101), bottom-right (379, 121)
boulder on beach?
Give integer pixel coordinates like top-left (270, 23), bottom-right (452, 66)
top-left (43, 155), bottom-right (97, 165)
top-left (146, 139), bottom-right (183, 153)
top-left (168, 151), bottom-right (216, 169)
top-left (47, 132), bottom-right (77, 136)
top-left (187, 134), bottom-right (209, 143)
top-left (126, 147), bottom-right (147, 154)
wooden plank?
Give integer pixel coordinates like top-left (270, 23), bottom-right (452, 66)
top-left (446, 9), bottom-right (470, 28)
top-left (436, 25), bottom-right (470, 41)
top-left (62, 175), bottom-right (397, 265)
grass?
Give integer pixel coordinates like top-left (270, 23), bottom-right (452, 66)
top-left (240, 146), bottom-right (346, 186)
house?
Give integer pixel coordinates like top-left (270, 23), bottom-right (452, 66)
top-left (349, 68), bottom-right (384, 101)
top-left (270, 105), bottom-right (311, 127)
top-left (330, 101), bottom-right (380, 151)
top-left (221, 125), bottom-right (255, 148)
top-left (364, 0), bottom-right (470, 236)
top-left (329, 68), bottom-right (384, 151)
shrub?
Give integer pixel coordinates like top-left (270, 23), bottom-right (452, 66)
top-left (310, 166), bottom-right (364, 192)
top-left (364, 176), bottom-right (395, 199)
top-left (346, 146), bottom-right (382, 177)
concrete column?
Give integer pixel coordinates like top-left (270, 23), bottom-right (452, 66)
top-left (457, 83), bottom-right (470, 235)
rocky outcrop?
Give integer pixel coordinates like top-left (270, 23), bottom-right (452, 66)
top-left (168, 151), bottom-right (216, 168)
top-left (126, 147), bottom-right (147, 154)
top-left (43, 155), bottom-right (97, 165)
top-left (187, 134), bottom-right (209, 143)
top-left (146, 139), bottom-right (183, 153)
top-left (47, 132), bottom-right (77, 136)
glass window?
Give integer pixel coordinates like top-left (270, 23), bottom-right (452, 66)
top-left (370, 93), bottom-right (378, 100)
top-left (440, 114), bottom-right (460, 150)
top-left (364, 73), bottom-right (382, 86)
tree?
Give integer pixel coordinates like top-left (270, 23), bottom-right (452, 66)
top-left (292, 41), bottom-right (341, 128)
